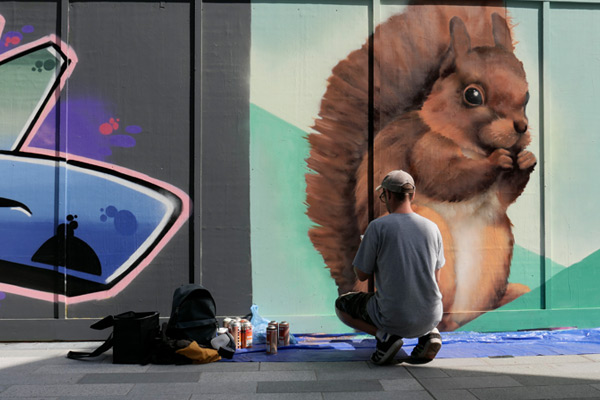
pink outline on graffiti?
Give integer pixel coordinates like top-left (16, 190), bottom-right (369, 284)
top-left (0, 16), bottom-right (192, 304)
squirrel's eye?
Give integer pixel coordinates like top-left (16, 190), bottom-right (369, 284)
top-left (463, 86), bottom-right (484, 106)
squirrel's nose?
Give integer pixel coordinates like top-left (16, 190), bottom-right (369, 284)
top-left (514, 120), bottom-right (528, 134)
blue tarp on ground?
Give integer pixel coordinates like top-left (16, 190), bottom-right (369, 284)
top-left (226, 328), bottom-right (600, 362)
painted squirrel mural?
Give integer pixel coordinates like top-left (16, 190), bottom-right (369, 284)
top-left (305, 2), bottom-right (536, 331)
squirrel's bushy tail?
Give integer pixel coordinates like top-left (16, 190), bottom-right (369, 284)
top-left (306, 1), bottom-right (507, 294)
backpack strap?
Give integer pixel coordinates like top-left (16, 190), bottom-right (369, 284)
top-left (67, 334), bottom-right (114, 360)
top-left (67, 314), bottom-right (117, 361)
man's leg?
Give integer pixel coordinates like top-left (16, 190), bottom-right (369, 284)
top-left (334, 292), bottom-right (378, 334)
top-left (335, 306), bottom-right (377, 335)
top-left (335, 292), bottom-right (403, 365)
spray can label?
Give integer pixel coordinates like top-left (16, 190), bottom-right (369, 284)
top-left (266, 324), bottom-right (278, 354)
top-left (278, 321), bottom-right (290, 346)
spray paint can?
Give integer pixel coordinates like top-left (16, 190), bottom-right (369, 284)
top-left (266, 325), bottom-right (278, 354)
top-left (223, 317), bottom-right (233, 329)
top-left (229, 320), bottom-right (241, 349)
top-left (278, 321), bottom-right (290, 346)
top-left (241, 322), bottom-right (253, 348)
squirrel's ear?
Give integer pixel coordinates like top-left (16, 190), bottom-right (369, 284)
top-left (440, 16), bottom-right (470, 76)
top-left (492, 13), bottom-right (514, 52)
top-left (449, 16), bottom-right (471, 58)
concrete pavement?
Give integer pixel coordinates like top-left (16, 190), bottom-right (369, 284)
top-left (1, 342), bottom-right (600, 399)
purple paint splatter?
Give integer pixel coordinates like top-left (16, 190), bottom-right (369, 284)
top-left (30, 98), bottom-right (140, 161)
top-left (125, 125), bottom-right (142, 134)
top-left (109, 135), bottom-right (136, 148)
top-left (22, 25), bottom-right (34, 33)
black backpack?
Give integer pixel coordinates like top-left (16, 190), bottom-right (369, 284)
top-left (166, 284), bottom-right (218, 347)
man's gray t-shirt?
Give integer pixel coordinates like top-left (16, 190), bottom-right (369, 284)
top-left (353, 212), bottom-right (445, 338)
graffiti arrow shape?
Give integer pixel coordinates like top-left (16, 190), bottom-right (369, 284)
top-left (0, 197), bottom-right (32, 216)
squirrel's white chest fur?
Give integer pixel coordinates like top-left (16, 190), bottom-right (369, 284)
top-left (422, 183), bottom-right (505, 311)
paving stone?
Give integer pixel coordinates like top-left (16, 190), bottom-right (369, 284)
top-left (0, 357), bottom-right (57, 371)
top-left (470, 384), bottom-right (600, 399)
top-left (34, 363), bottom-right (149, 374)
top-left (405, 366), bottom-right (450, 378)
top-left (1, 342), bottom-right (99, 350)
top-left (379, 378), bottom-right (423, 391)
top-left (548, 362), bottom-right (600, 379)
top-left (509, 374), bottom-right (600, 386)
top-left (148, 362), bottom-right (260, 372)
top-left (442, 363), bottom-right (556, 377)
top-left (322, 390), bottom-right (434, 399)
top-left (3, 398), bottom-right (59, 400)
top-left (78, 372), bottom-right (201, 384)
top-left (0, 383), bottom-right (133, 397)
top-left (0, 342), bottom-right (599, 399)
top-left (424, 357), bottom-right (490, 368)
top-left (316, 364), bottom-right (412, 380)
top-left (56, 395), bottom-right (192, 400)
top-left (419, 375), bottom-right (522, 390)
top-left (441, 366), bottom-right (504, 377)
top-left (428, 388), bottom-right (479, 400)
top-left (200, 370), bottom-right (316, 383)
top-left (126, 382), bottom-right (251, 396)
top-left (582, 354), bottom-right (600, 362)
top-left (0, 373), bottom-right (84, 385)
top-left (483, 355), bottom-right (593, 366)
top-left (190, 394), bottom-right (322, 400)
top-left (259, 361), bottom-right (370, 371)
top-left (257, 379), bottom-right (382, 393)
top-left (0, 349), bottom-right (70, 358)
top-left (548, 398), bottom-right (600, 400)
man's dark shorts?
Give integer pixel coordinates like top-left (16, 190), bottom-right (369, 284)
top-left (335, 292), bottom-right (375, 326)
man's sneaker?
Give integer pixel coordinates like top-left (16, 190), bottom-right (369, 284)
top-left (370, 332), bottom-right (403, 365)
top-left (411, 328), bottom-right (442, 361)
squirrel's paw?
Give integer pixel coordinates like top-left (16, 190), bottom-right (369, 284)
top-left (517, 150), bottom-right (537, 170)
top-left (489, 148), bottom-right (513, 169)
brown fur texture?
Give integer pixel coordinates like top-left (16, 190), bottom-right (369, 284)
top-left (306, 2), bottom-right (536, 330)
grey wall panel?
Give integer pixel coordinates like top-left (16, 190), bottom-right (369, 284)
top-left (200, 0), bottom-right (252, 317)
top-left (64, 1), bottom-right (192, 319)
top-left (0, 0), bottom-right (253, 339)
top-left (0, 1), bottom-right (59, 321)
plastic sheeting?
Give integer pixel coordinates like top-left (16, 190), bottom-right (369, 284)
top-left (225, 328), bottom-right (600, 362)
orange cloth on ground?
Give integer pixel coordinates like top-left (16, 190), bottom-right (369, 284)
top-left (175, 341), bottom-right (221, 364)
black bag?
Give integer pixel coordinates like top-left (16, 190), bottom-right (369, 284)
top-left (67, 311), bottom-right (159, 364)
top-left (166, 284), bottom-right (218, 347)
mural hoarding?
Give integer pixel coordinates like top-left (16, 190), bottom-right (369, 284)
top-left (251, 0), bottom-right (600, 333)
top-left (0, 1), bottom-right (194, 326)
top-left (0, 0), bottom-right (599, 338)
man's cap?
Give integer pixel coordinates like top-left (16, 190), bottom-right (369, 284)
top-left (376, 170), bottom-right (415, 193)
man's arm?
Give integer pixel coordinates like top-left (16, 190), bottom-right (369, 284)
top-left (354, 266), bottom-right (372, 282)
top-left (435, 268), bottom-right (441, 284)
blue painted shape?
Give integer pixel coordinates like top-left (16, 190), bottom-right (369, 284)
top-left (0, 154), bottom-right (173, 285)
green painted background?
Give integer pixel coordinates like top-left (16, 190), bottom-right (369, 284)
top-left (250, 1), bottom-right (600, 333)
